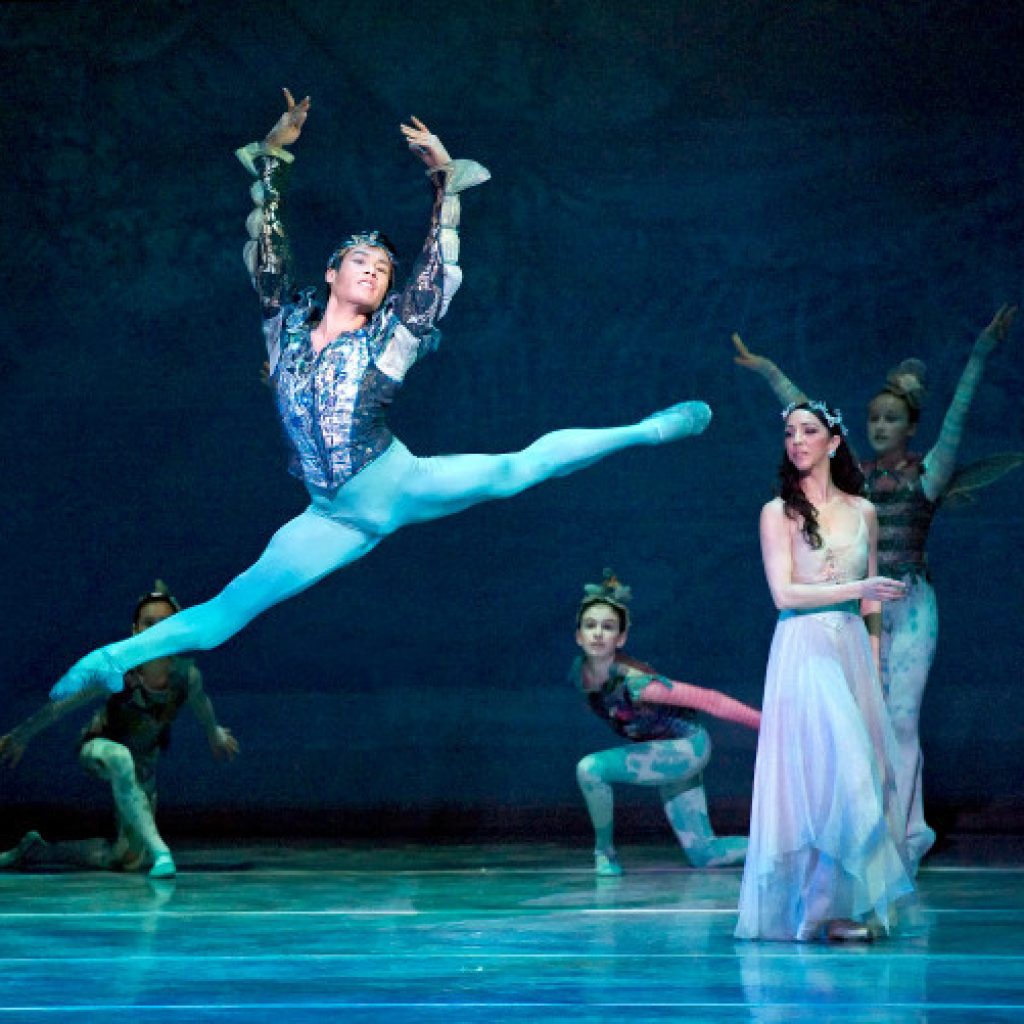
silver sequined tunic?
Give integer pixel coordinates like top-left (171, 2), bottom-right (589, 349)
top-left (238, 144), bottom-right (457, 493)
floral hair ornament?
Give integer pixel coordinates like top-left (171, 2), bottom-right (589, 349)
top-left (326, 230), bottom-right (399, 272)
top-left (883, 358), bottom-right (927, 411)
top-left (579, 568), bottom-right (632, 627)
top-left (781, 399), bottom-right (849, 438)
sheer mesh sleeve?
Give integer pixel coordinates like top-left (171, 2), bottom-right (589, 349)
top-left (760, 361), bottom-right (808, 407)
top-left (13, 687), bottom-right (104, 745)
top-left (397, 158), bottom-right (490, 346)
top-left (396, 177), bottom-right (446, 344)
top-left (922, 329), bottom-right (998, 501)
top-left (237, 142), bottom-right (296, 374)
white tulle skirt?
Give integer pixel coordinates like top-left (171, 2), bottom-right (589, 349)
top-left (735, 606), bottom-right (914, 941)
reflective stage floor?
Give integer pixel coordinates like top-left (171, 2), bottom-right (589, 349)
top-left (0, 839), bottom-right (1022, 1022)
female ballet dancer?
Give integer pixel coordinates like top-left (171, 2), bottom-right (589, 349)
top-left (1, 584), bottom-right (237, 879)
top-left (572, 570), bottom-right (760, 876)
top-left (731, 303), bottom-right (1016, 869)
top-left (51, 91), bottom-right (711, 701)
top-left (735, 401), bottom-right (912, 942)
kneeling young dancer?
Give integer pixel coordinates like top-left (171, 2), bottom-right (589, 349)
top-left (572, 570), bottom-right (760, 876)
top-left (2, 584), bottom-right (237, 879)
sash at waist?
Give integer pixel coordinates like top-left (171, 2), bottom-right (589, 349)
top-left (778, 599), bottom-right (860, 621)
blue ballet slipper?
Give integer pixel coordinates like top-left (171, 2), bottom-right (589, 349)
top-left (594, 849), bottom-right (623, 877)
top-left (50, 649), bottom-right (126, 701)
top-left (148, 851), bottom-right (177, 879)
top-left (644, 401), bottom-right (713, 442)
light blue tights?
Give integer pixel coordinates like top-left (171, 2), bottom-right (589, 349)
top-left (52, 402), bottom-right (710, 697)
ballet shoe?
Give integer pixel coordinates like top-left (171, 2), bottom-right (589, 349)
top-left (0, 831), bottom-right (46, 870)
top-left (50, 649), bottom-right (126, 701)
top-left (644, 401), bottom-right (712, 442)
top-left (594, 850), bottom-right (622, 877)
top-left (826, 918), bottom-right (874, 942)
top-left (148, 851), bottom-right (177, 880)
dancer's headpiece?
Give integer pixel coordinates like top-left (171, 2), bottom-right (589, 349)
top-left (782, 400), bottom-right (848, 437)
top-left (577, 568), bottom-right (632, 628)
top-left (882, 358), bottom-right (927, 411)
top-left (134, 579), bottom-right (181, 621)
top-left (326, 230), bottom-right (399, 272)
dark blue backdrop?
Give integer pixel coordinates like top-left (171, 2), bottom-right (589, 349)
top-left (1, 0), bottom-right (1021, 839)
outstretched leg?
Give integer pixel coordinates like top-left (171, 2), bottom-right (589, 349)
top-left (393, 401), bottom-right (712, 528)
top-left (52, 401), bottom-right (708, 698)
top-left (52, 511), bottom-right (379, 697)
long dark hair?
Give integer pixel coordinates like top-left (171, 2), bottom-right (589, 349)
top-left (779, 402), bottom-right (865, 549)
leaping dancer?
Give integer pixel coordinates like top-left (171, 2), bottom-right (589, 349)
top-left (52, 90), bottom-right (712, 700)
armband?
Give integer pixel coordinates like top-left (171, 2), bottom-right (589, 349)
top-left (862, 612), bottom-right (882, 638)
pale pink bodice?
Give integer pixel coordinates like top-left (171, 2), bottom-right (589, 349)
top-left (790, 499), bottom-right (869, 586)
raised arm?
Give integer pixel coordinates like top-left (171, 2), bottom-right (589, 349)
top-left (0, 687), bottom-right (104, 770)
top-left (732, 333), bottom-right (808, 407)
top-left (236, 89), bottom-right (311, 374)
top-left (759, 499), bottom-right (905, 611)
top-left (394, 117), bottom-right (490, 340)
top-left (921, 304), bottom-right (1017, 501)
top-left (185, 666), bottom-right (239, 760)
top-left (638, 678), bottom-right (761, 730)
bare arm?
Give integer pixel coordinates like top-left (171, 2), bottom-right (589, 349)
top-left (732, 333), bottom-right (808, 407)
top-left (639, 679), bottom-right (761, 730)
top-left (922, 305), bottom-right (1017, 501)
top-left (185, 667), bottom-right (239, 760)
top-left (0, 688), bottom-right (104, 769)
top-left (759, 499), bottom-right (905, 611)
